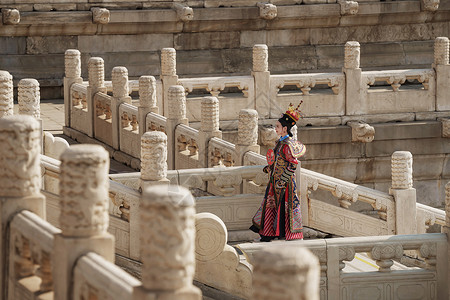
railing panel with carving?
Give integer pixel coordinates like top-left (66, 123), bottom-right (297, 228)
top-left (362, 69), bottom-right (436, 114)
top-left (269, 73), bottom-right (345, 118)
top-left (70, 83), bottom-right (90, 135)
top-left (178, 76), bottom-right (255, 121)
top-left (73, 252), bottom-right (140, 300)
top-left (94, 92), bottom-right (113, 146)
top-left (300, 168), bottom-right (395, 235)
top-left (8, 211), bottom-right (61, 299)
top-left (145, 112), bottom-right (167, 134)
top-left (239, 233), bottom-right (448, 300)
top-left (108, 180), bottom-right (141, 260)
top-left (175, 124), bottom-right (200, 170)
top-left (119, 102), bottom-right (140, 158)
top-left (243, 151), bottom-right (267, 194)
top-left (416, 203), bottom-right (446, 234)
top-left (207, 137), bottom-right (238, 195)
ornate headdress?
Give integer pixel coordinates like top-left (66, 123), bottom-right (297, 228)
top-left (280, 101), bottom-right (304, 127)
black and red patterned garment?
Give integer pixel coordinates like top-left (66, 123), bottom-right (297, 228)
top-left (251, 136), bottom-right (306, 241)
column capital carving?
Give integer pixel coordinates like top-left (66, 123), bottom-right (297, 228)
top-left (391, 151), bottom-right (413, 190)
top-left (253, 247), bottom-right (320, 300)
top-left (59, 145), bottom-right (110, 237)
top-left (140, 185), bottom-right (197, 292)
top-left (434, 37), bottom-right (449, 66)
top-left (0, 116), bottom-right (41, 197)
top-left (161, 48), bottom-right (177, 76)
top-left (18, 79), bottom-right (40, 119)
top-left (238, 109), bottom-right (259, 146)
top-left (344, 41), bottom-right (360, 69)
top-left (65, 49), bottom-right (81, 79)
top-left (88, 57), bottom-right (105, 89)
top-left (253, 44), bottom-right (269, 72)
top-left (201, 96), bottom-right (220, 132)
top-left (141, 131), bottom-right (168, 181)
top-left (0, 70), bottom-right (13, 118)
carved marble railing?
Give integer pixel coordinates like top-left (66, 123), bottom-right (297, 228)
top-left (94, 92), bottom-right (113, 146)
top-left (239, 233), bottom-right (448, 300)
top-left (208, 137), bottom-right (237, 168)
top-left (145, 112), bottom-right (167, 134)
top-left (119, 102), bottom-right (140, 158)
top-left (43, 131), bottom-right (70, 160)
top-left (73, 252), bottom-right (140, 300)
top-left (175, 124), bottom-right (200, 169)
top-left (108, 180), bottom-right (141, 261)
top-left (8, 210), bottom-right (61, 298)
top-left (270, 73), bottom-right (345, 118)
top-left (416, 203), bottom-right (446, 234)
top-left (178, 76), bottom-right (255, 121)
top-left (360, 69), bottom-right (436, 114)
top-left (300, 167), bottom-right (396, 236)
top-left (70, 82), bottom-right (90, 135)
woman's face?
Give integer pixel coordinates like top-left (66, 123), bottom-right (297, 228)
top-left (275, 121), bottom-right (287, 137)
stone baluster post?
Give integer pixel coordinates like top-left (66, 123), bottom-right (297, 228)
top-left (133, 185), bottom-right (202, 300)
top-left (444, 181), bottom-right (450, 297)
top-left (236, 109), bottom-right (260, 166)
top-left (18, 79), bottom-right (40, 119)
top-left (252, 44), bottom-right (271, 119)
top-left (87, 57), bottom-right (106, 137)
top-left (343, 41), bottom-right (363, 115)
top-left (138, 76), bottom-right (158, 136)
top-left (140, 131), bottom-right (170, 191)
top-left (0, 116), bottom-right (44, 297)
top-left (433, 37), bottom-right (450, 111)
top-left (166, 85), bottom-right (188, 170)
top-left (252, 247), bottom-right (320, 300)
top-left (161, 48), bottom-right (178, 117)
top-left (0, 70), bottom-right (13, 118)
top-left (111, 66), bottom-right (131, 150)
top-left (198, 96), bottom-right (222, 168)
top-left (64, 49), bottom-right (83, 127)
top-left (53, 145), bottom-right (114, 300)
top-left (390, 151), bottom-right (417, 235)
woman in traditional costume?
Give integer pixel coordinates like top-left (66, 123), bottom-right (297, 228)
top-left (250, 103), bottom-right (306, 241)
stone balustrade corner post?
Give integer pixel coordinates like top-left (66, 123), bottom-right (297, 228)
top-left (236, 109), bottom-right (260, 166)
top-left (433, 37), bottom-right (450, 111)
top-left (252, 247), bottom-right (320, 300)
top-left (85, 57), bottom-right (106, 137)
top-left (390, 151), bottom-right (417, 235)
top-left (166, 85), bottom-right (188, 170)
top-left (140, 131), bottom-right (170, 191)
top-left (343, 41), bottom-right (364, 115)
top-left (133, 184), bottom-right (202, 299)
top-left (0, 115), bottom-right (45, 297)
top-left (53, 145), bottom-right (114, 300)
top-left (198, 96), bottom-right (222, 168)
top-left (161, 48), bottom-right (179, 117)
top-left (0, 70), bottom-right (14, 118)
top-left (252, 44), bottom-right (271, 119)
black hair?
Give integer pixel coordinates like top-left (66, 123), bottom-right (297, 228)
top-left (278, 114), bottom-right (295, 137)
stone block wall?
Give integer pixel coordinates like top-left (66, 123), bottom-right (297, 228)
top-left (0, 0), bottom-right (449, 98)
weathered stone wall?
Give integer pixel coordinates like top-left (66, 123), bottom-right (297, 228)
top-left (1, 1), bottom-right (449, 98)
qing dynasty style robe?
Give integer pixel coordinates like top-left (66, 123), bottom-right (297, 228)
top-left (251, 137), bottom-right (306, 241)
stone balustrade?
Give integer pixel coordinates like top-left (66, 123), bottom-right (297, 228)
top-left (62, 37), bottom-right (449, 174)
